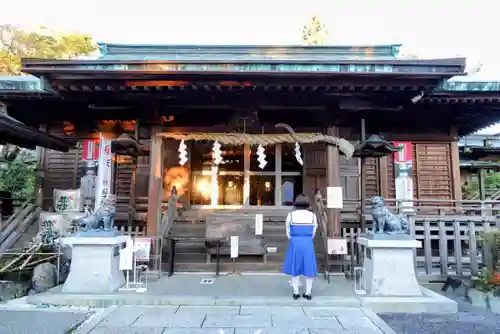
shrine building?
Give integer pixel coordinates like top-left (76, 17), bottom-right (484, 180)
top-left (1, 43), bottom-right (500, 271)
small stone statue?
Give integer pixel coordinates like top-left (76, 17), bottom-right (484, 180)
top-left (370, 196), bottom-right (408, 234)
top-left (76, 195), bottom-right (117, 231)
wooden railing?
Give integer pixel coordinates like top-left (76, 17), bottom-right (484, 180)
top-left (341, 198), bottom-right (500, 220)
top-left (312, 197), bottom-right (500, 281)
top-left (341, 215), bottom-right (498, 281)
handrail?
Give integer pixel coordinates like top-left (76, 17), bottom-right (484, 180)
top-left (159, 188), bottom-right (178, 237)
top-left (312, 193), bottom-right (330, 280)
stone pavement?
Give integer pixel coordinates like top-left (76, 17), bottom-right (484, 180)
top-left (77, 305), bottom-right (396, 334)
top-left (0, 307), bottom-right (90, 334)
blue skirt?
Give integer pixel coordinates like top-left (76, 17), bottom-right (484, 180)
top-left (283, 224), bottom-right (317, 277)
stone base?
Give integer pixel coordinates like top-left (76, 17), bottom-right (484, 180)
top-left (25, 286), bottom-right (457, 314)
top-left (358, 236), bottom-right (422, 297)
top-left (362, 232), bottom-right (414, 241)
top-left (60, 236), bottom-right (128, 293)
top-left (75, 230), bottom-right (123, 237)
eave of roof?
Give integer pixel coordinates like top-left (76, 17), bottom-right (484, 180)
top-left (0, 112), bottom-right (72, 151)
top-left (460, 160), bottom-right (500, 168)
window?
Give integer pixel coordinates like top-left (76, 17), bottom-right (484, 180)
top-left (218, 174), bottom-right (244, 205)
top-left (191, 142), bottom-right (213, 171)
top-left (219, 144), bottom-right (244, 172)
top-left (191, 174), bottom-right (212, 205)
top-left (250, 144), bottom-right (276, 172)
top-left (282, 175), bottom-right (303, 206)
top-left (282, 143), bottom-right (303, 172)
top-left (250, 175), bottom-right (275, 206)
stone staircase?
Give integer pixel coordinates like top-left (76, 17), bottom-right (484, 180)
top-left (164, 208), bottom-right (327, 273)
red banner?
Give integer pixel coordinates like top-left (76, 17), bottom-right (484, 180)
top-left (392, 141), bottom-right (412, 163)
top-left (392, 141), bottom-right (413, 211)
top-left (82, 139), bottom-right (99, 160)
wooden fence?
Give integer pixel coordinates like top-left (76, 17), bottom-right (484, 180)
top-left (341, 214), bottom-right (499, 281)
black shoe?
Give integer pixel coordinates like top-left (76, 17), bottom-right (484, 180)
top-left (293, 294), bottom-right (300, 300)
top-left (302, 293), bottom-right (312, 300)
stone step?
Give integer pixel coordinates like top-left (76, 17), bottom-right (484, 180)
top-left (166, 262), bottom-right (284, 273)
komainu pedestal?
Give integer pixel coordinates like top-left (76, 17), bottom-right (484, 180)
top-left (61, 236), bottom-right (128, 293)
top-left (358, 236), bottom-right (422, 297)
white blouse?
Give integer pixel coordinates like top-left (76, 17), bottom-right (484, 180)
top-left (285, 210), bottom-right (318, 239)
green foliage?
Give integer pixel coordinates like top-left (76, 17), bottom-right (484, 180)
top-left (462, 170), bottom-right (500, 199)
top-left (301, 16), bottom-right (328, 45)
top-left (479, 230), bottom-right (500, 272)
top-left (0, 25), bottom-right (96, 75)
top-left (473, 230), bottom-right (500, 296)
top-left (486, 172), bottom-right (500, 189)
top-left (0, 152), bottom-right (35, 199)
top-left (472, 267), bottom-right (495, 292)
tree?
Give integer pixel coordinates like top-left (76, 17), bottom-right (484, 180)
top-left (0, 150), bottom-right (36, 199)
top-left (0, 25), bottom-right (96, 75)
top-left (301, 15), bottom-right (329, 45)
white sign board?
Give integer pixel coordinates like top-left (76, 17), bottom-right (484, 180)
top-left (326, 186), bottom-right (343, 209)
top-left (255, 214), bottom-right (263, 236)
top-left (119, 237), bottom-right (134, 270)
top-left (134, 238), bottom-right (152, 262)
top-left (230, 236), bottom-right (239, 258)
top-left (327, 238), bottom-right (348, 255)
top-left (95, 133), bottom-right (113, 210)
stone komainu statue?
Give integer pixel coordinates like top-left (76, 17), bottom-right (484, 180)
top-left (370, 196), bottom-right (408, 234)
top-left (76, 195), bottom-right (117, 231)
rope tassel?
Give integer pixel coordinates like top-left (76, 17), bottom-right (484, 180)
top-left (256, 144), bottom-right (267, 169)
top-left (212, 140), bottom-right (223, 165)
top-left (178, 140), bottom-right (188, 166)
top-left (294, 142), bottom-right (303, 165)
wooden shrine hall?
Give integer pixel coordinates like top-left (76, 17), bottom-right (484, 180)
top-left (1, 43), bottom-right (500, 272)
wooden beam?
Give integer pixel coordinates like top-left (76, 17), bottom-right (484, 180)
top-left (414, 144), bottom-right (421, 199)
top-left (146, 126), bottom-right (164, 236)
top-left (378, 156), bottom-right (389, 198)
top-left (275, 144), bottom-right (282, 206)
top-left (326, 126), bottom-right (341, 237)
top-left (449, 141), bottom-right (462, 200)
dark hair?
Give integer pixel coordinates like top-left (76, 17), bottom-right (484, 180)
top-left (294, 193), bottom-right (310, 209)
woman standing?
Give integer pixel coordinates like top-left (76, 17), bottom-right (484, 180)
top-left (283, 193), bottom-right (318, 300)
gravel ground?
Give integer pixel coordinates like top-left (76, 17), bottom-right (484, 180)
top-left (378, 286), bottom-right (500, 334)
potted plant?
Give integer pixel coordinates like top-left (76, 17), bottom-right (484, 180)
top-left (488, 272), bottom-right (500, 313)
top-left (471, 268), bottom-right (494, 308)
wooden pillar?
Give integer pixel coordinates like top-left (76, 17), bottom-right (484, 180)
top-left (326, 126), bottom-right (341, 237)
top-left (450, 141), bottom-right (462, 200)
top-left (275, 144), bottom-right (282, 206)
top-left (147, 127), bottom-right (164, 236)
top-left (35, 125), bottom-right (47, 208)
top-left (378, 156), bottom-right (389, 198)
top-left (359, 157), bottom-right (366, 233)
top-left (478, 168), bottom-right (486, 201)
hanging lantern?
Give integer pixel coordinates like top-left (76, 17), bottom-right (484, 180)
top-left (294, 142), bottom-right (303, 165)
top-left (256, 144), bottom-right (267, 169)
top-left (178, 140), bottom-right (188, 166)
top-left (212, 140), bottom-right (223, 165)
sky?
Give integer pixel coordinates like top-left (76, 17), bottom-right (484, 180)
top-left (1, 0), bottom-right (498, 73)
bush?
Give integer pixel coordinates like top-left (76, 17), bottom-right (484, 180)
top-left (0, 151), bottom-right (35, 200)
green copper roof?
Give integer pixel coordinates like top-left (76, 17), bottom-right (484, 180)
top-left (438, 80), bottom-right (500, 92)
top-left (97, 43), bottom-right (402, 61)
top-left (0, 75), bottom-right (41, 91)
top-left (4, 43), bottom-right (500, 92)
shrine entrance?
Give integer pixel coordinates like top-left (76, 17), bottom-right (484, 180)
top-left (190, 142), bottom-right (303, 208)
